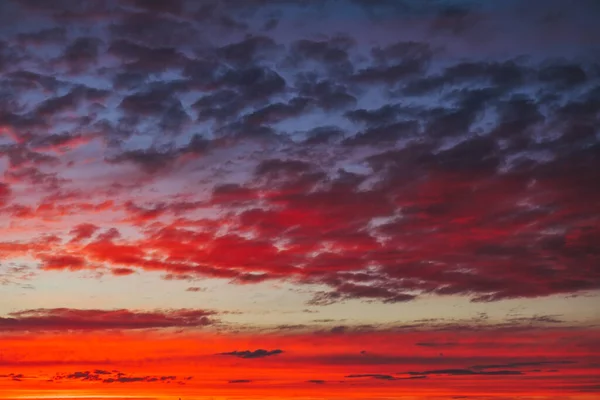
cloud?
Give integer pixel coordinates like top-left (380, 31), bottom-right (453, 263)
top-left (62, 36), bottom-right (103, 72)
top-left (405, 369), bottom-right (523, 376)
top-left (122, 0), bottom-right (185, 15)
top-left (0, 183), bottom-right (12, 207)
top-left (345, 374), bottom-right (397, 380)
top-left (219, 349), bottom-right (284, 359)
top-left (217, 35), bottom-right (280, 66)
top-left (185, 286), bottom-right (206, 292)
top-left (106, 147), bottom-right (180, 173)
top-left (17, 27), bottom-right (67, 46)
top-left (0, 308), bottom-right (218, 331)
top-left (69, 223), bottom-right (100, 243)
top-left (0, 326), bottom-right (597, 396)
top-left (0, 0), bottom-right (597, 309)
top-left (469, 361), bottom-right (577, 370)
top-left (0, 264), bottom-right (35, 286)
top-left (51, 369), bottom-right (182, 384)
top-left (415, 342), bottom-right (459, 348)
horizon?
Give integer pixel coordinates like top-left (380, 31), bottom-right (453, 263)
top-left (0, 0), bottom-right (599, 399)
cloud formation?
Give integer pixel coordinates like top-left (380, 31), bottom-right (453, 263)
top-left (0, 308), bottom-right (217, 331)
top-left (51, 369), bottom-right (190, 384)
top-left (1, 1), bottom-right (598, 399)
top-left (0, 0), bottom-right (598, 307)
top-left (219, 349), bottom-right (284, 359)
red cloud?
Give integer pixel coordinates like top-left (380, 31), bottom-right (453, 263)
top-left (0, 308), bottom-right (218, 332)
top-left (8, 149), bottom-right (598, 305)
top-left (40, 254), bottom-right (87, 271)
top-left (0, 183), bottom-right (11, 207)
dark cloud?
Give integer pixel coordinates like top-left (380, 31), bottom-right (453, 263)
top-left (110, 11), bottom-right (199, 47)
top-left (119, 86), bottom-right (185, 120)
top-left (52, 369), bottom-right (181, 384)
top-left (33, 92), bottom-right (79, 119)
top-left (108, 39), bottom-right (187, 73)
top-left (0, 308), bottom-right (217, 331)
top-left (244, 97), bottom-right (312, 126)
top-left (470, 361), bottom-right (576, 370)
top-left (219, 349), bottom-right (284, 359)
top-left (406, 368), bottom-right (522, 376)
top-left (219, 66), bottom-right (286, 101)
top-left (122, 0), bottom-right (185, 15)
top-left (352, 61), bottom-right (427, 84)
top-left (217, 35), bottom-right (280, 66)
top-left (538, 62), bottom-right (588, 87)
top-left (303, 126), bottom-right (345, 145)
top-left (16, 27), bottom-right (67, 46)
top-left (295, 74), bottom-right (357, 111)
top-left (62, 37), bottom-right (103, 72)
top-left (3, 70), bottom-right (64, 92)
top-left (255, 158), bottom-right (313, 177)
top-left (345, 374), bottom-right (397, 380)
top-left (0, 373), bottom-right (29, 381)
top-left (309, 285), bottom-right (416, 306)
top-left (288, 35), bottom-right (356, 76)
top-left (107, 147), bottom-right (179, 173)
top-left (371, 41), bottom-right (434, 66)
top-left (351, 41), bottom-right (434, 84)
top-left (345, 104), bottom-right (405, 126)
top-left (210, 183), bottom-right (260, 205)
top-left (402, 60), bottom-right (527, 96)
top-left (193, 89), bottom-right (244, 122)
top-left (112, 71), bottom-right (148, 90)
top-left (344, 121), bottom-right (419, 146)
top-left (429, 4), bottom-right (476, 35)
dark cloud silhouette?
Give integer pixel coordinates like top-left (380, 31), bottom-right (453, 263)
top-left (219, 349), bottom-right (284, 359)
top-left (346, 374), bottom-right (397, 380)
top-left (52, 369), bottom-right (182, 384)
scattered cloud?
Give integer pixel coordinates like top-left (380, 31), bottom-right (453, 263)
top-left (51, 369), bottom-right (187, 384)
top-left (219, 349), bottom-right (284, 359)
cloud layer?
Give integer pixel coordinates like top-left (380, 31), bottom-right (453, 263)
top-left (0, 308), bottom-right (217, 331)
top-left (0, 0), bottom-right (598, 306)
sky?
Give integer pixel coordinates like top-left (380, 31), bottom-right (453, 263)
top-left (0, 0), bottom-right (599, 399)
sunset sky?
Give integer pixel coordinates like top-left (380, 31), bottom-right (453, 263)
top-left (0, 0), bottom-right (599, 399)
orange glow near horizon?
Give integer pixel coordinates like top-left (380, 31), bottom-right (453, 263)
top-left (1, 328), bottom-right (599, 399)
